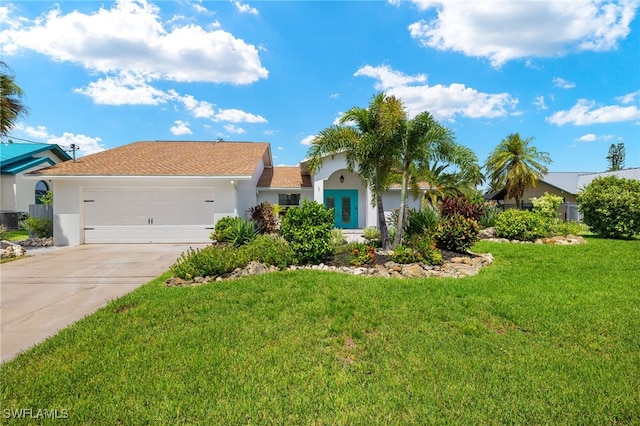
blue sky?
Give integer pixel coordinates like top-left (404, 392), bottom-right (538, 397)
top-left (1, 0), bottom-right (639, 173)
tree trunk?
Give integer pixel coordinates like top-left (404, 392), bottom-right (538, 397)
top-left (375, 166), bottom-right (391, 249)
top-left (393, 160), bottom-right (410, 248)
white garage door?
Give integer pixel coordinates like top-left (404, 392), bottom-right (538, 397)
top-left (84, 188), bottom-right (215, 243)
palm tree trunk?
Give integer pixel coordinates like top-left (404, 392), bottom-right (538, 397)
top-left (375, 165), bottom-right (391, 249)
top-left (393, 159), bottom-right (410, 248)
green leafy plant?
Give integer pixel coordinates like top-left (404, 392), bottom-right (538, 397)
top-left (362, 226), bottom-right (381, 246)
top-left (552, 221), bottom-right (584, 237)
top-left (439, 195), bottom-right (484, 221)
top-left (280, 200), bottom-right (334, 264)
top-left (494, 209), bottom-right (552, 241)
top-left (39, 190), bottom-right (53, 206)
top-left (577, 176), bottom-right (640, 239)
top-left (241, 234), bottom-right (296, 269)
top-left (248, 201), bottom-right (278, 234)
top-left (435, 215), bottom-right (480, 253)
top-left (478, 202), bottom-right (501, 229)
top-left (226, 218), bottom-right (257, 248)
top-left (23, 216), bottom-right (52, 238)
top-left (0, 225), bottom-right (7, 241)
top-left (403, 206), bottom-right (441, 241)
top-left (407, 234), bottom-right (443, 265)
top-left (330, 228), bottom-right (346, 250)
top-left (211, 216), bottom-right (240, 242)
top-left (531, 192), bottom-right (563, 220)
top-left (349, 242), bottom-right (376, 266)
top-left (170, 246), bottom-right (249, 279)
top-left (392, 246), bottom-right (423, 264)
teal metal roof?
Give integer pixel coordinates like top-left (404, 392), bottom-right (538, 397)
top-left (0, 143), bottom-right (71, 175)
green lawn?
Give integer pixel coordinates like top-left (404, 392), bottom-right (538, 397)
top-left (3, 229), bottom-right (28, 242)
top-left (1, 237), bottom-right (639, 424)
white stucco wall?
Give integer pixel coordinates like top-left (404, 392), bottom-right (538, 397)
top-left (256, 189), bottom-right (313, 206)
top-left (382, 191), bottom-right (423, 219)
top-left (51, 177), bottom-right (242, 246)
top-left (0, 175), bottom-right (17, 211)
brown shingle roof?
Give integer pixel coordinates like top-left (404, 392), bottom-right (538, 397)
top-left (29, 141), bottom-right (271, 176)
top-left (257, 166), bottom-right (311, 188)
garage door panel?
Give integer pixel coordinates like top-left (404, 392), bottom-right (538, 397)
top-left (84, 188), bottom-right (215, 243)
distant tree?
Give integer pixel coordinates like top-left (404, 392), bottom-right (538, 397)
top-left (307, 93), bottom-right (405, 249)
top-left (606, 143), bottom-right (625, 171)
top-left (485, 133), bottom-right (551, 209)
top-left (0, 62), bottom-right (29, 139)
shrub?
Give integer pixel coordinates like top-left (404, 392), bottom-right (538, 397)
top-left (39, 190), bottom-right (53, 206)
top-left (211, 216), bottom-right (239, 242)
top-left (495, 209), bottom-right (552, 241)
top-left (248, 201), bottom-right (278, 234)
top-left (439, 195), bottom-right (484, 221)
top-left (362, 226), bottom-right (381, 246)
top-left (553, 221), bottom-right (584, 237)
top-left (170, 246), bottom-right (249, 279)
top-left (348, 242), bottom-right (376, 266)
top-left (435, 215), bottom-right (480, 253)
top-left (531, 192), bottom-right (563, 220)
top-left (577, 176), bottom-right (640, 239)
top-left (23, 216), bottom-right (52, 238)
top-left (391, 246), bottom-right (422, 264)
top-left (225, 218), bottom-right (257, 248)
top-left (404, 205), bottom-right (441, 240)
top-left (330, 228), bottom-right (346, 250)
top-left (407, 234), bottom-right (443, 265)
top-left (241, 234), bottom-right (296, 269)
top-left (0, 225), bottom-right (7, 241)
top-left (478, 202), bottom-right (501, 229)
top-left (280, 200), bottom-right (334, 264)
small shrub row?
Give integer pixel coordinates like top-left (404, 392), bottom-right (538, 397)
top-left (23, 216), bottom-right (52, 238)
top-left (435, 215), bottom-right (480, 252)
top-left (349, 242), bottom-right (376, 266)
top-left (280, 199), bottom-right (334, 264)
top-left (494, 209), bottom-right (552, 241)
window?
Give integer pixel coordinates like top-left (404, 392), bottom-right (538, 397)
top-left (35, 181), bottom-right (49, 205)
top-left (278, 193), bottom-right (300, 206)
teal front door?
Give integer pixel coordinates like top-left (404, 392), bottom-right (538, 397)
top-left (324, 190), bottom-right (358, 229)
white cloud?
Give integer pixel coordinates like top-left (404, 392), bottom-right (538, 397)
top-left (355, 64), bottom-right (518, 120)
top-left (329, 93), bottom-right (340, 99)
top-left (231, 0), bottom-right (259, 15)
top-left (178, 94), bottom-right (216, 118)
top-left (553, 77), bottom-right (576, 89)
top-left (300, 135), bottom-right (316, 146)
top-left (407, 1), bottom-right (638, 67)
top-left (223, 124), bottom-right (246, 134)
top-left (15, 124), bottom-right (106, 156)
top-left (533, 96), bottom-right (547, 110)
top-left (74, 72), bottom-right (171, 105)
top-left (547, 99), bottom-right (640, 125)
top-left (213, 108), bottom-right (267, 123)
top-left (617, 90), bottom-right (640, 104)
top-left (264, 130), bottom-right (277, 136)
top-left (170, 120), bottom-right (192, 135)
top-left (575, 133), bottom-right (597, 142)
top-left (277, 146), bottom-right (284, 150)
top-left (0, 0), bottom-right (268, 84)
top-left (575, 133), bottom-right (614, 142)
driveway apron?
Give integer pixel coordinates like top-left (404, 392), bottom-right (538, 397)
top-left (0, 244), bottom-right (204, 363)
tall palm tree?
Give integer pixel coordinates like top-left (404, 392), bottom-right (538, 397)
top-left (307, 93), bottom-right (405, 249)
top-left (484, 133), bottom-right (551, 209)
top-left (393, 112), bottom-right (483, 246)
top-left (0, 62), bottom-right (29, 139)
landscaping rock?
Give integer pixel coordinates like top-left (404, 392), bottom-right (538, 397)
top-left (0, 241), bottom-right (27, 259)
top-left (15, 237), bottom-right (53, 247)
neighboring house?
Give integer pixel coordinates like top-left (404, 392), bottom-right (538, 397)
top-left (29, 140), bottom-right (425, 246)
top-left (486, 168), bottom-right (640, 221)
top-left (0, 142), bottom-right (71, 213)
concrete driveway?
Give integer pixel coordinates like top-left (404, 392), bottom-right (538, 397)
top-left (0, 244), bottom-right (205, 363)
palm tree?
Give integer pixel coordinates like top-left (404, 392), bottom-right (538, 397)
top-left (307, 93), bottom-right (405, 249)
top-left (484, 133), bottom-right (551, 209)
top-left (393, 112), bottom-right (483, 245)
top-left (0, 62), bottom-right (29, 139)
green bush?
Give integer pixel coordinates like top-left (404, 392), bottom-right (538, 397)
top-left (225, 218), bottom-right (257, 248)
top-left (407, 234), bottom-right (443, 265)
top-left (330, 228), bottom-right (346, 250)
top-left (435, 215), bottom-right (480, 253)
top-left (23, 216), bottom-right (52, 238)
top-left (248, 201), bottom-right (278, 234)
top-left (404, 205), bottom-right (441, 240)
top-left (0, 225), bottom-right (7, 241)
top-left (531, 192), bottom-right (563, 220)
top-left (170, 246), bottom-right (249, 279)
top-left (391, 246), bottom-right (422, 264)
top-left (495, 209), bottom-right (552, 241)
top-left (211, 216), bottom-right (240, 242)
top-left (552, 221), bottom-right (584, 237)
top-left (241, 234), bottom-right (295, 269)
top-left (280, 200), bottom-right (334, 264)
top-left (362, 226), bottom-right (381, 246)
top-left (577, 176), bottom-right (640, 239)
top-left (478, 202), bottom-right (501, 229)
